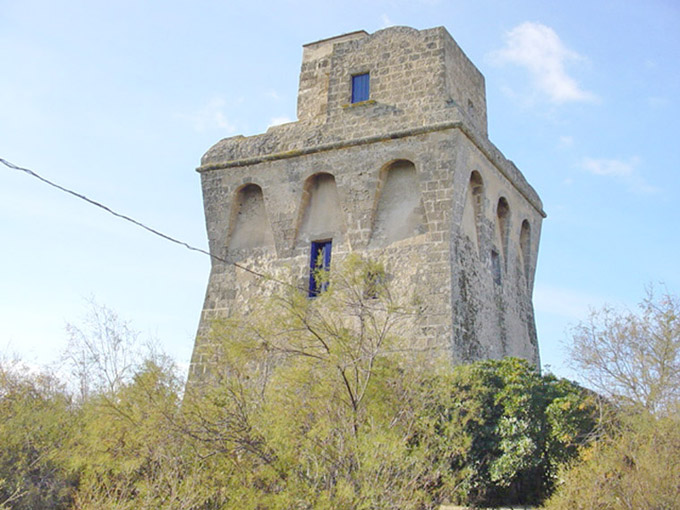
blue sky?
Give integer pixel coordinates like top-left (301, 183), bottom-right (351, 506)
top-left (1, 0), bottom-right (678, 380)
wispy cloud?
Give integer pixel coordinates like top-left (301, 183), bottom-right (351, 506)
top-left (491, 22), bottom-right (597, 104)
top-left (381, 14), bottom-right (394, 28)
top-left (268, 116), bottom-right (292, 128)
top-left (581, 156), bottom-right (658, 194)
top-left (582, 157), bottom-right (636, 178)
top-left (176, 96), bottom-right (236, 133)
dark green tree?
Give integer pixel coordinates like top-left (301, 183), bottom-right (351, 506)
top-left (415, 357), bottom-right (598, 507)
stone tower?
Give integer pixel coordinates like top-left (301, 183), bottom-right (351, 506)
top-left (189, 26), bottom-right (545, 381)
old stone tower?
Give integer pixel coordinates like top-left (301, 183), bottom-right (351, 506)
top-left (189, 26), bottom-right (545, 381)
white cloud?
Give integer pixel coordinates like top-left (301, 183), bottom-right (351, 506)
top-left (582, 157), bottom-right (635, 178)
top-left (176, 96), bottom-right (236, 133)
top-left (381, 14), bottom-right (394, 28)
top-left (268, 116), bottom-right (292, 128)
top-left (581, 156), bottom-right (658, 194)
top-left (492, 22), bottom-right (597, 104)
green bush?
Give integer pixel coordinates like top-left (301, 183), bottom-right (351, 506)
top-left (544, 412), bottom-right (680, 510)
top-left (415, 358), bottom-right (597, 507)
top-left (0, 362), bottom-right (77, 510)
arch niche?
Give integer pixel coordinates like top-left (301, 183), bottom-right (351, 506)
top-left (369, 159), bottom-right (426, 248)
top-left (228, 183), bottom-right (274, 251)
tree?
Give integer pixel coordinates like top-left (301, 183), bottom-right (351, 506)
top-left (0, 359), bottom-right (77, 510)
top-left (184, 256), bottom-right (598, 508)
top-left (568, 287), bottom-right (680, 414)
top-left (544, 287), bottom-right (680, 510)
top-left (544, 412), bottom-right (680, 510)
top-left (414, 358), bottom-right (598, 507)
top-left (183, 255), bottom-right (451, 509)
top-left (0, 264), bottom-right (608, 509)
top-left (62, 299), bottom-right (145, 401)
top-left (68, 358), bottom-right (214, 510)
top-left (57, 303), bottom-right (213, 510)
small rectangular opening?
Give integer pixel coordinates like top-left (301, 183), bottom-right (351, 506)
top-left (491, 249), bottom-right (502, 285)
top-left (308, 240), bottom-right (332, 297)
top-left (351, 73), bottom-right (370, 103)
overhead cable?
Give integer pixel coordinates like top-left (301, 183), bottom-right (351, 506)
top-left (0, 157), bottom-right (276, 282)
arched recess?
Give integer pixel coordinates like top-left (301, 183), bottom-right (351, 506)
top-left (520, 219), bottom-right (531, 286)
top-left (461, 171), bottom-right (484, 253)
top-left (494, 196), bottom-right (510, 271)
top-left (296, 172), bottom-right (345, 244)
top-left (369, 159), bottom-right (426, 248)
top-left (228, 183), bottom-right (275, 250)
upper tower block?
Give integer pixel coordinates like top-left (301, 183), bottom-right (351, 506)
top-left (296, 26), bottom-right (488, 136)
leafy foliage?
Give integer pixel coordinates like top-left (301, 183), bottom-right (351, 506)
top-left (415, 358), bottom-right (597, 507)
top-left (67, 358), bottom-right (212, 510)
top-left (0, 361), bottom-right (77, 510)
top-left (544, 287), bottom-right (680, 510)
top-left (0, 258), bottom-right (601, 509)
top-left (544, 412), bottom-right (680, 510)
top-left (183, 255), bottom-right (451, 509)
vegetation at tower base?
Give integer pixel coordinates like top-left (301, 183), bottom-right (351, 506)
top-left (0, 360), bottom-right (77, 510)
top-left (65, 359), bottom-right (210, 510)
top-left (0, 263), bottom-right (602, 509)
top-left (416, 359), bottom-right (599, 508)
top-left (175, 256), bottom-right (597, 508)
top-left (183, 254), bottom-right (450, 509)
top-left (543, 413), bottom-right (680, 510)
top-left (543, 288), bottom-right (680, 510)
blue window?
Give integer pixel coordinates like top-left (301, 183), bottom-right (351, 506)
top-left (308, 240), bottom-right (332, 297)
top-left (351, 73), bottom-right (370, 103)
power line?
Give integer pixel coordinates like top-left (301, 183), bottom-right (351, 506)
top-left (1, 157), bottom-right (431, 317)
top-left (0, 157), bottom-right (282, 284)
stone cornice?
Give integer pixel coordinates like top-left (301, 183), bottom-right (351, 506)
top-left (197, 121), bottom-right (546, 218)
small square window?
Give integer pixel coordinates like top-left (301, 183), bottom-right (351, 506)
top-left (308, 240), bottom-right (332, 297)
top-left (351, 73), bottom-right (370, 103)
